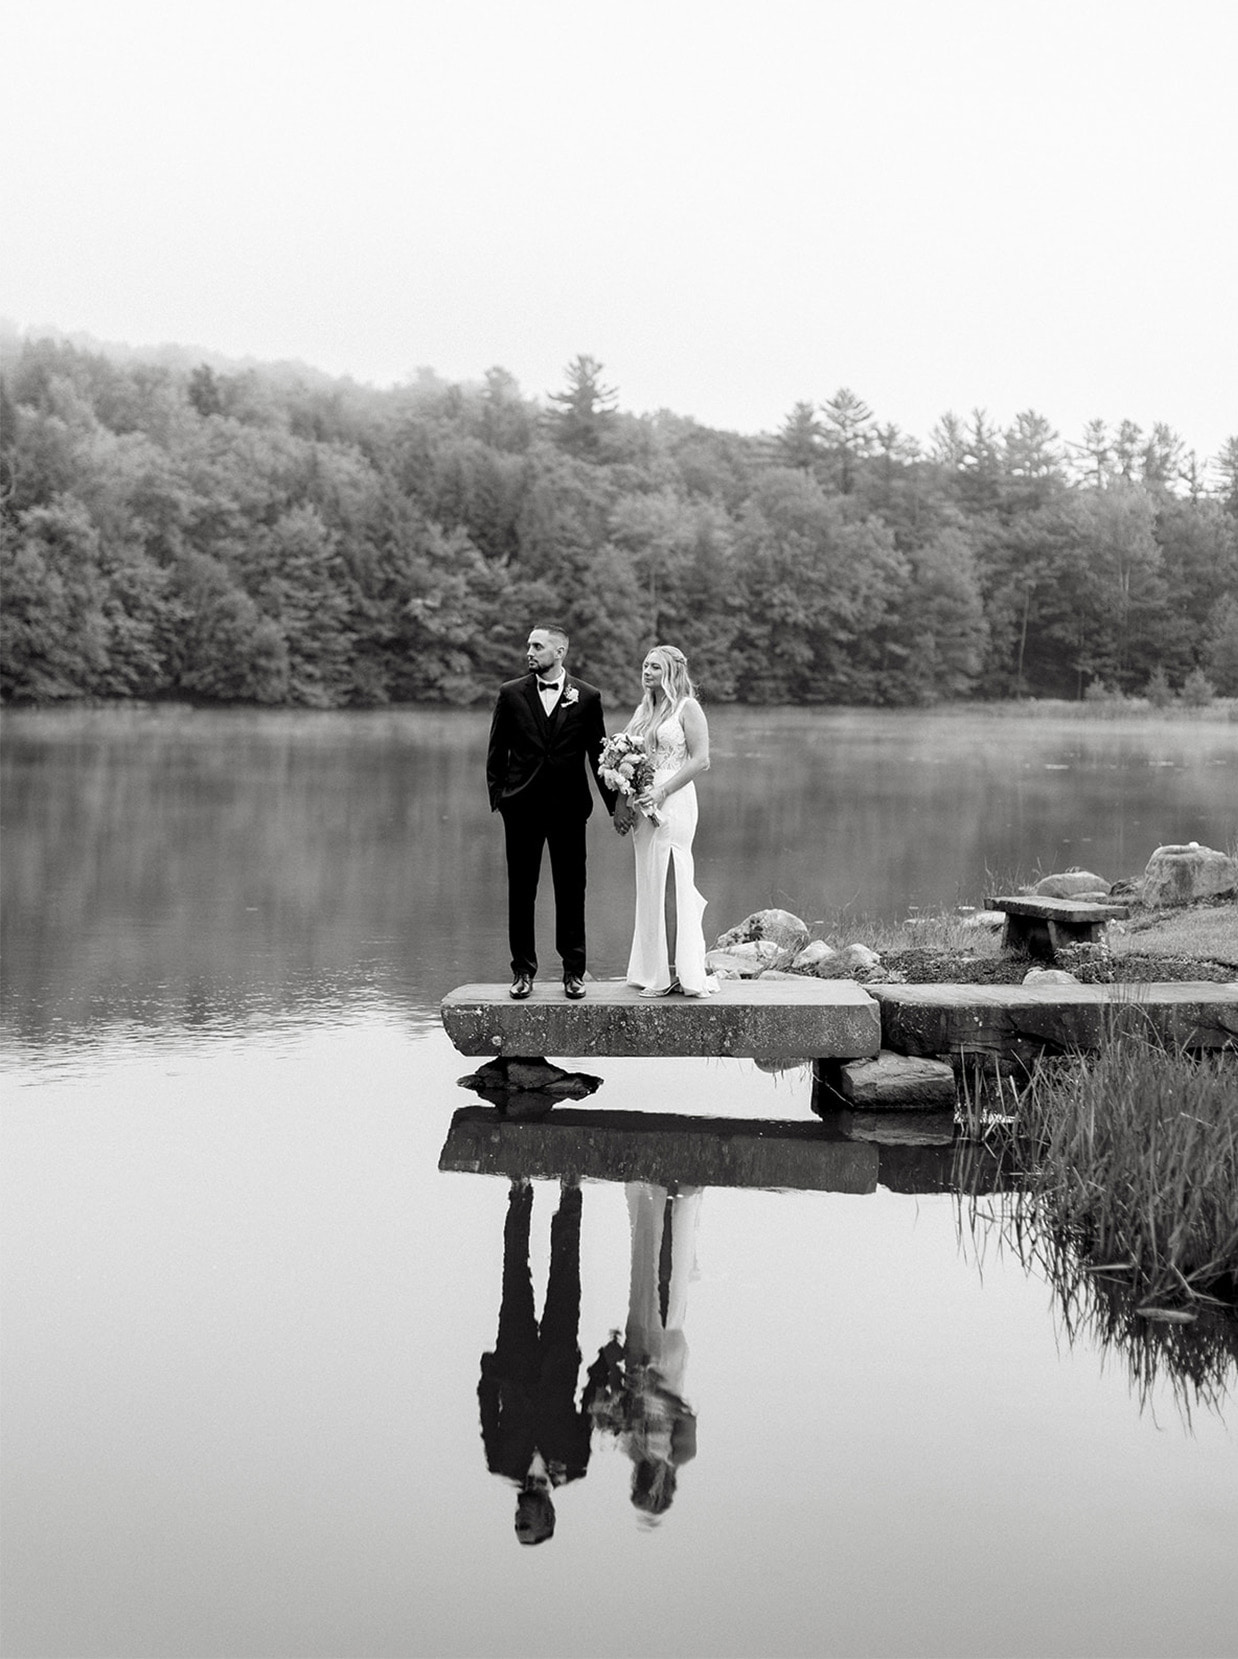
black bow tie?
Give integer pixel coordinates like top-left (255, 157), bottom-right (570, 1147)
top-left (537, 679), bottom-right (560, 692)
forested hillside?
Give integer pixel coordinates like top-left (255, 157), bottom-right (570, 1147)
top-left (2, 336), bottom-right (1236, 708)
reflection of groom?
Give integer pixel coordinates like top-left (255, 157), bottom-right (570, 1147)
top-left (486, 624), bottom-right (615, 1001)
top-left (478, 1179), bottom-right (595, 1545)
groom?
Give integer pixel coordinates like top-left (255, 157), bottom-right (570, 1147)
top-left (487, 624), bottom-right (616, 999)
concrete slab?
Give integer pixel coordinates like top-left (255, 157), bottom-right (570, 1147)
top-left (440, 979), bottom-right (882, 1060)
top-left (871, 980), bottom-right (1238, 1060)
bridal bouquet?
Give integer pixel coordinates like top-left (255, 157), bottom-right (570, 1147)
top-left (599, 732), bottom-right (664, 825)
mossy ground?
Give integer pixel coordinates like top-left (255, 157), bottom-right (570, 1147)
top-left (803, 896), bottom-right (1237, 985)
top-left (1113, 901), bottom-right (1238, 967)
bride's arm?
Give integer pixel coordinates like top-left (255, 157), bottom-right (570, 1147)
top-left (646, 699), bottom-right (710, 809)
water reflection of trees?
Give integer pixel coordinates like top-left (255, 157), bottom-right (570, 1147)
top-left (8, 707), bottom-right (1235, 1042)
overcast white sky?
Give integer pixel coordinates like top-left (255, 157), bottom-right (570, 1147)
top-left (5, 0), bottom-right (1235, 457)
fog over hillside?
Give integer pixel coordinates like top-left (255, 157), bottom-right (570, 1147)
top-left (3, 329), bottom-right (1236, 711)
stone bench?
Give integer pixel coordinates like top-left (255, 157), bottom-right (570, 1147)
top-left (988, 894), bottom-right (1130, 960)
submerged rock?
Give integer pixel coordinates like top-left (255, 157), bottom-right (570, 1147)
top-left (458, 1056), bottom-right (602, 1117)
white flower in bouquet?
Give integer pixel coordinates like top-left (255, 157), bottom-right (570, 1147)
top-left (599, 732), bottom-right (664, 825)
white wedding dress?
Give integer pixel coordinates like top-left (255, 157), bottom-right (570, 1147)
top-left (625, 708), bottom-right (719, 997)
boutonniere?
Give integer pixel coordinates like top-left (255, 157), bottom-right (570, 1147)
top-left (562, 686), bottom-right (579, 706)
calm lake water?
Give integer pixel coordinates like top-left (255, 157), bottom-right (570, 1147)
top-left (2, 706), bottom-right (1236, 1659)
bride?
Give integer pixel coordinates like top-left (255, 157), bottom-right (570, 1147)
top-left (614, 645), bottom-right (718, 998)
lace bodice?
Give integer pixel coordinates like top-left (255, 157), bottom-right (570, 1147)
top-left (649, 713), bottom-right (688, 783)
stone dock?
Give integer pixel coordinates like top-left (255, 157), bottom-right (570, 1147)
top-left (441, 978), bottom-right (1238, 1113)
top-left (441, 978), bottom-right (1237, 1063)
top-left (440, 979), bottom-right (882, 1061)
top-left (870, 981), bottom-right (1238, 1060)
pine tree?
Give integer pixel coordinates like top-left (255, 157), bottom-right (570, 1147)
top-left (545, 355), bottom-right (618, 460)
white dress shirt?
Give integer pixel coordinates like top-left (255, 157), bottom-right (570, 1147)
top-left (537, 671), bottom-right (565, 714)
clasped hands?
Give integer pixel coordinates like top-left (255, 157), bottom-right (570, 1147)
top-left (612, 785), bottom-right (668, 834)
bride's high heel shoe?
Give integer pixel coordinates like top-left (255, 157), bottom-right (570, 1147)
top-left (638, 979), bottom-right (680, 999)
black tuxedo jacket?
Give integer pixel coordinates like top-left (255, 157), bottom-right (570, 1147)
top-left (486, 673), bottom-right (615, 818)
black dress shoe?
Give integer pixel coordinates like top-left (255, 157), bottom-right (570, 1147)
top-left (563, 975), bottom-right (586, 1000)
top-left (509, 974), bottom-right (533, 1000)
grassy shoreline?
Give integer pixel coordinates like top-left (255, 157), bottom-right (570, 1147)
top-left (815, 892), bottom-right (1237, 1319)
top-left (1014, 1044), bottom-right (1234, 1297)
top-left (3, 693), bottom-right (1237, 721)
top-left (802, 895), bottom-right (1238, 977)
top-left (925, 697), bottom-right (1238, 722)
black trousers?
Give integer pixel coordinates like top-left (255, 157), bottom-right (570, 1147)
top-left (501, 804), bottom-right (588, 978)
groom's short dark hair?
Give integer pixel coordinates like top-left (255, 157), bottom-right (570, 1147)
top-left (533, 623), bottom-right (570, 650)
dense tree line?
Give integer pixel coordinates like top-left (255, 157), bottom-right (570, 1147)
top-left (2, 336), bottom-right (1236, 708)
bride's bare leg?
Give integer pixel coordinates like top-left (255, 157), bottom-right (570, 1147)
top-left (627, 822), bottom-right (674, 992)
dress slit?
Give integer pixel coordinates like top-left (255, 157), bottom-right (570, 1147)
top-left (625, 769), bottom-right (716, 997)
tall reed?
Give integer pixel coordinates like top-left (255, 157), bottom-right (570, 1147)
top-left (956, 1038), bottom-right (1238, 1415)
top-left (1007, 1039), bottom-right (1238, 1305)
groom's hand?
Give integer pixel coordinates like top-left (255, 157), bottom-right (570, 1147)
top-left (612, 796), bottom-right (634, 835)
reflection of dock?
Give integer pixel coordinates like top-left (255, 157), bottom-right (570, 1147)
top-left (439, 1106), bottom-right (1009, 1196)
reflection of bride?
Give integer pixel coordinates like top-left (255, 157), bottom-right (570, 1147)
top-left (588, 1182), bottom-right (702, 1521)
top-left (615, 645), bottom-right (718, 999)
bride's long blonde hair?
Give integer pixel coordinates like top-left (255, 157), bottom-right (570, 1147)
top-left (627, 645), bottom-right (696, 754)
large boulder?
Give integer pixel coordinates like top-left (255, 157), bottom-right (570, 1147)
top-left (705, 941), bottom-right (783, 978)
top-left (715, 908), bottom-right (810, 956)
top-left (791, 939), bottom-right (839, 975)
top-left (1142, 843), bottom-right (1238, 909)
top-left (838, 1050), bottom-right (957, 1109)
top-left (1033, 869), bottom-right (1111, 900)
